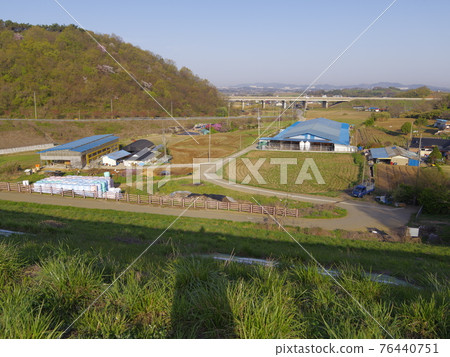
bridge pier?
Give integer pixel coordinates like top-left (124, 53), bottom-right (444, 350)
top-left (261, 100), bottom-right (265, 109)
top-left (241, 100), bottom-right (245, 110)
top-left (281, 100), bottom-right (286, 109)
top-left (322, 101), bottom-right (329, 109)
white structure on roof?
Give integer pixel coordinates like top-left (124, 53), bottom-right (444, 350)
top-left (102, 150), bottom-right (131, 166)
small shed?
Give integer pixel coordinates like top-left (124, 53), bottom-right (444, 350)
top-left (122, 139), bottom-right (155, 154)
top-left (369, 146), bottom-right (419, 165)
top-left (102, 150), bottom-right (131, 166)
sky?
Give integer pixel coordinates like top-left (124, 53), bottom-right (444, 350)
top-left (1, 0), bottom-right (450, 88)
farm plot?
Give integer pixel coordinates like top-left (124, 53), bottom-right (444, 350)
top-left (375, 164), bottom-right (418, 192)
top-left (169, 130), bottom-right (258, 164)
top-left (355, 127), bottom-right (407, 148)
top-left (225, 151), bottom-right (360, 195)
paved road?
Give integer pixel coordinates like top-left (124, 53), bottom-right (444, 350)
top-left (0, 191), bottom-right (414, 232)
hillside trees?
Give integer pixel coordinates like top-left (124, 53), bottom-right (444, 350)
top-left (0, 21), bottom-right (224, 118)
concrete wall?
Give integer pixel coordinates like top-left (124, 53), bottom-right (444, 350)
top-left (0, 143), bottom-right (54, 155)
top-left (391, 156), bottom-right (409, 165)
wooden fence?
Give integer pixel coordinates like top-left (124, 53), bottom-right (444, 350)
top-left (0, 182), bottom-right (299, 218)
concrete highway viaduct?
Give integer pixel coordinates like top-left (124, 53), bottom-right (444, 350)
top-left (228, 96), bottom-right (436, 110)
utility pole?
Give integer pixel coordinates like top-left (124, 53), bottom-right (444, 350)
top-left (408, 120), bottom-right (413, 150)
top-left (257, 108), bottom-right (261, 138)
top-left (414, 133), bottom-right (422, 205)
top-left (163, 119), bottom-right (167, 158)
top-left (170, 101), bottom-right (173, 117)
top-left (361, 158), bottom-right (365, 185)
top-left (33, 91), bottom-right (37, 119)
top-left (227, 101), bottom-right (231, 129)
top-left (208, 123), bottom-right (212, 161)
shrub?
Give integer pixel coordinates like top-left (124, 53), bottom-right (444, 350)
top-left (400, 122), bottom-right (412, 134)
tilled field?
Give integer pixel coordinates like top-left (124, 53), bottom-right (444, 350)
top-left (375, 164), bottom-right (418, 192)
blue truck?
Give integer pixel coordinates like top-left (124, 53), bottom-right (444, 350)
top-left (352, 182), bottom-right (375, 198)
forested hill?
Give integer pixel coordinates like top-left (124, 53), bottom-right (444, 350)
top-left (0, 20), bottom-right (225, 119)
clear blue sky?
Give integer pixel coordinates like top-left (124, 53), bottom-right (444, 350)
top-left (2, 0), bottom-right (450, 88)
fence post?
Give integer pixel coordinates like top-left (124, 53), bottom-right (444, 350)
top-left (295, 208), bottom-right (298, 218)
top-left (137, 195), bottom-right (140, 204)
top-left (72, 189), bottom-right (75, 198)
top-left (61, 187), bottom-right (63, 196)
top-left (126, 193), bottom-right (129, 203)
top-left (18, 183), bottom-right (21, 193)
top-left (50, 186), bottom-right (53, 196)
top-left (7, 182), bottom-right (10, 191)
top-left (83, 190), bottom-right (86, 199)
top-left (40, 186), bottom-right (43, 195)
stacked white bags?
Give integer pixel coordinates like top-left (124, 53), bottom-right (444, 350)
top-left (32, 176), bottom-right (114, 198)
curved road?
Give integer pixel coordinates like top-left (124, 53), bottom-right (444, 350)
top-left (0, 144), bottom-right (416, 232)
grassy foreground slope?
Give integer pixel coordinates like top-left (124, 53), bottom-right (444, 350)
top-left (0, 200), bottom-right (448, 338)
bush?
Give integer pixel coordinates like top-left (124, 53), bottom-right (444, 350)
top-left (400, 122), bottom-right (412, 134)
top-left (370, 112), bottom-right (391, 122)
top-left (363, 118), bottom-right (375, 126)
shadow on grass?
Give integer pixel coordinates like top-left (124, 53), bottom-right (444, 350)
top-left (170, 259), bottom-right (236, 338)
top-left (0, 201), bottom-right (448, 286)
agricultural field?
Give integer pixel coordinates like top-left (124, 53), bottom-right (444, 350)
top-left (0, 152), bottom-right (42, 182)
top-left (375, 164), bottom-right (418, 192)
top-left (224, 151), bottom-right (361, 196)
top-left (168, 128), bottom-right (270, 164)
top-left (0, 118), bottom-right (240, 150)
top-left (354, 127), bottom-right (408, 148)
top-left (305, 108), bottom-right (370, 125)
top-left (0, 200), bottom-right (448, 338)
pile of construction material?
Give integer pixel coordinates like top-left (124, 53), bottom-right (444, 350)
top-left (32, 174), bottom-right (118, 198)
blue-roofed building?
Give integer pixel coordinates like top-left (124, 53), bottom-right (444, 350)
top-left (39, 134), bottom-right (119, 168)
top-left (259, 118), bottom-right (355, 152)
top-left (102, 150), bottom-right (131, 166)
top-left (369, 146), bottom-right (419, 166)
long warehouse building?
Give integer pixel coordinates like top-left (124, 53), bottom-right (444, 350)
top-left (39, 134), bottom-right (119, 168)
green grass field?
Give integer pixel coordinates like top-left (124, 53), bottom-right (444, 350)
top-left (0, 152), bottom-right (43, 182)
top-left (0, 200), bottom-right (448, 338)
top-left (151, 178), bottom-right (346, 218)
top-left (224, 151), bottom-right (361, 196)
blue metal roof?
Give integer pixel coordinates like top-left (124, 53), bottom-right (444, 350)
top-left (39, 134), bottom-right (118, 154)
top-left (370, 148), bottom-right (389, 159)
top-left (269, 118), bottom-right (350, 145)
top-left (105, 150), bottom-right (131, 160)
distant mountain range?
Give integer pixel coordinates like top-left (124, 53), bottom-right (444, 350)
top-left (219, 82), bottom-right (450, 94)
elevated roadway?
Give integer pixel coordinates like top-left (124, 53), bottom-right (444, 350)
top-left (228, 96), bottom-right (436, 109)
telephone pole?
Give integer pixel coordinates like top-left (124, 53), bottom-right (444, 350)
top-left (33, 91), bottom-right (37, 119)
top-left (208, 123), bottom-right (212, 161)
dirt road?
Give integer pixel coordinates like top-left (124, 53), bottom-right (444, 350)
top-left (0, 191), bottom-right (414, 232)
